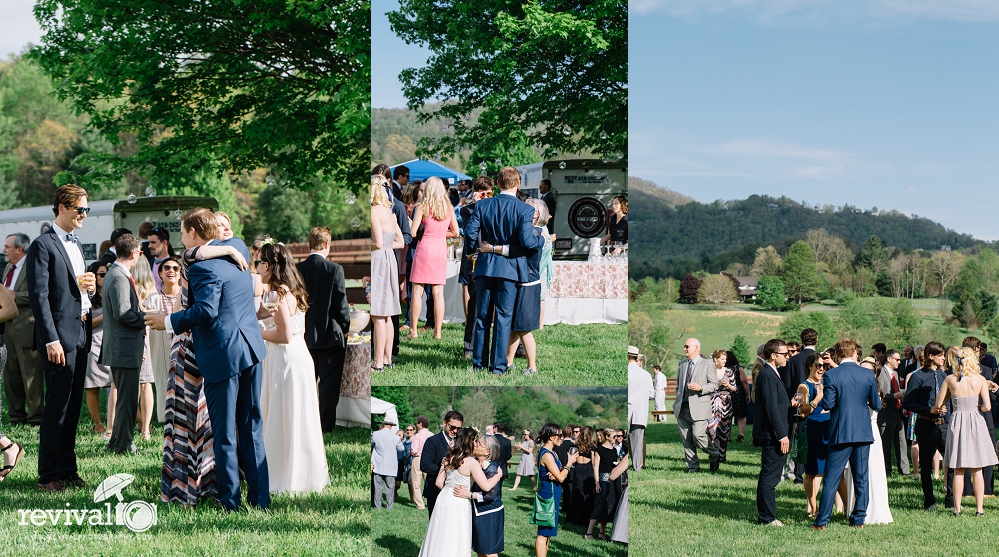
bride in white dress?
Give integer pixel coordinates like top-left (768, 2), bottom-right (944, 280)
top-left (844, 407), bottom-right (893, 524)
top-left (419, 428), bottom-right (504, 557)
top-left (256, 242), bottom-right (330, 495)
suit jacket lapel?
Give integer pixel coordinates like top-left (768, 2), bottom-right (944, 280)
top-left (48, 230), bottom-right (82, 298)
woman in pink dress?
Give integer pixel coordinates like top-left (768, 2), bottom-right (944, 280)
top-left (408, 176), bottom-right (459, 339)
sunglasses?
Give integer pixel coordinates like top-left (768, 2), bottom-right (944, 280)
top-left (254, 260), bottom-right (263, 266)
top-left (776, 351), bottom-right (789, 356)
top-left (405, 428), bottom-right (414, 432)
top-left (96, 272), bottom-right (107, 277)
top-left (64, 204), bottom-right (90, 215)
top-left (446, 423), bottom-right (460, 430)
top-left (161, 265), bottom-right (181, 271)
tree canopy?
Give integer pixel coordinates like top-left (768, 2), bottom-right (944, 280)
top-left (31, 0), bottom-right (370, 191)
top-left (388, 0), bottom-right (626, 161)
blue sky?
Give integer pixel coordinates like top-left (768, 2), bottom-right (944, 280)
top-left (629, 0), bottom-right (999, 240)
top-left (372, 0), bottom-right (431, 109)
top-left (1, 1), bottom-right (42, 58)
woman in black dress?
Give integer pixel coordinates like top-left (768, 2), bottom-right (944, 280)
top-left (568, 426), bottom-right (597, 526)
top-left (727, 350), bottom-right (750, 442)
top-left (602, 195), bottom-right (628, 246)
top-left (585, 428), bottom-right (620, 540)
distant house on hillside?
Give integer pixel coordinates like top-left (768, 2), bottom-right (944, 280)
top-left (734, 276), bottom-right (759, 301)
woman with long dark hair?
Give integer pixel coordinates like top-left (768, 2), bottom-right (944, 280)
top-left (586, 428), bottom-right (620, 540)
top-left (419, 428), bottom-right (504, 557)
top-left (256, 241), bottom-right (329, 495)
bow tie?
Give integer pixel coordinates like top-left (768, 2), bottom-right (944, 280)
top-left (65, 233), bottom-right (78, 243)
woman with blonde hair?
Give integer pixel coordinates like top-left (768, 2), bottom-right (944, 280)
top-left (933, 346), bottom-right (999, 516)
top-left (408, 176), bottom-right (459, 339)
top-left (370, 176), bottom-right (404, 370)
top-left (132, 256), bottom-right (158, 440)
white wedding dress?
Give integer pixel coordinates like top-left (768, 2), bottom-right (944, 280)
top-left (260, 310), bottom-right (330, 495)
top-left (419, 470), bottom-right (473, 557)
top-left (845, 408), bottom-right (893, 524)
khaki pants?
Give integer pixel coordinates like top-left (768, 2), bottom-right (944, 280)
top-left (3, 343), bottom-right (45, 425)
top-left (410, 455), bottom-right (426, 509)
top-left (676, 402), bottom-right (719, 471)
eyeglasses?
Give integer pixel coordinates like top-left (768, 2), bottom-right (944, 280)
top-left (161, 265), bottom-right (181, 271)
top-left (445, 422), bottom-right (460, 431)
top-left (96, 272), bottom-right (107, 277)
top-left (64, 204), bottom-right (90, 215)
top-left (776, 351), bottom-right (789, 356)
top-left (683, 345), bottom-right (694, 349)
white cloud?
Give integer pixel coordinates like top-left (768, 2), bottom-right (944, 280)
top-left (0, 1), bottom-right (42, 59)
top-left (631, 0), bottom-right (999, 23)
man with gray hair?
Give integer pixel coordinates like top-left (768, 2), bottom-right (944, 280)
top-left (371, 418), bottom-right (403, 510)
top-left (2, 232), bottom-right (43, 425)
top-left (674, 338), bottom-right (721, 472)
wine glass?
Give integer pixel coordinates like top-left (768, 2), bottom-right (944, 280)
top-left (262, 290), bottom-right (280, 312)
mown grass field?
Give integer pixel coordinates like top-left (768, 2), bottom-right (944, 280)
top-left (2, 406), bottom-right (369, 556)
top-left (372, 321), bottom-right (627, 386)
top-left (630, 420), bottom-right (999, 557)
top-left (371, 470), bottom-right (627, 557)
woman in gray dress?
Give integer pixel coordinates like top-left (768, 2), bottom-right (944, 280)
top-left (370, 175), bottom-right (404, 371)
top-left (934, 346), bottom-right (999, 516)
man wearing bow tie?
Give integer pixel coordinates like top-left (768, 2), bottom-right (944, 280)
top-left (26, 184), bottom-right (97, 493)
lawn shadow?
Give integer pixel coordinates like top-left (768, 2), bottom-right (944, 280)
top-left (374, 534), bottom-right (420, 557)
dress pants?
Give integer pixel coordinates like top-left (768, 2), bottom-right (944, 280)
top-left (408, 455), bottom-right (425, 510)
top-left (814, 442), bottom-right (870, 527)
top-left (310, 347), bottom-right (345, 433)
top-left (463, 278), bottom-right (492, 354)
top-left (203, 363), bottom-right (270, 511)
top-left (107, 366), bottom-right (140, 454)
top-left (373, 473), bottom-right (395, 509)
top-left (3, 343), bottom-right (44, 425)
top-left (37, 323), bottom-right (89, 485)
top-left (878, 408), bottom-right (910, 475)
top-left (629, 425), bottom-right (646, 471)
top-left (915, 419), bottom-right (953, 509)
top-left (757, 440), bottom-right (784, 524)
top-left (471, 276), bottom-right (516, 373)
top-left (675, 402), bottom-right (719, 471)
top-left (425, 481), bottom-right (441, 519)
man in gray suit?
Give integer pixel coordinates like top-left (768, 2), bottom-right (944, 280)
top-left (371, 418), bottom-right (403, 509)
top-left (100, 234), bottom-right (147, 455)
top-left (2, 232), bottom-right (44, 425)
top-left (674, 337), bottom-right (721, 472)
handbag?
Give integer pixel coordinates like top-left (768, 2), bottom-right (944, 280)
top-left (791, 429), bottom-right (808, 465)
top-left (529, 449), bottom-right (556, 528)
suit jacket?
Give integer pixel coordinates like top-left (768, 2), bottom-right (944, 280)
top-left (371, 428), bottom-right (402, 477)
top-left (629, 361), bottom-right (653, 427)
top-left (458, 202), bottom-right (478, 285)
top-left (541, 191), bottom-right (556, 233)
top-left (296, 254), bottom-right (349, 351)
top-left (464, 193), bottom-right (545, 282)
top-left (26, 227), bottom-right (91, 351)
top-left (98, 263), bottom-right (146, 368)
top-left (785, 348), bottom-right (814, 399)
top-left (98, 249), bottom-right (117, 271)
top-left (494, 433), bottom-right (512, 478)
top-left (673, 357), bottom-right (718, 420)
top-left (753, 363), bottom-right (790, 444)
top-left (820, 360), bottom-right (882, 445)
top-left (2, 259), bottom-right (34, 347)
top-left (876, 366), bottom-right (902, 418)
top-left (168, 238), bottom-right (265, 383)
top-left (420, 431), bottom-right (451, 498)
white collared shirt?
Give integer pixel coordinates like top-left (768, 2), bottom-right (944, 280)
top-left (4, 257), bottom-right (23, 288)
top-left (44, 223), bottom-right (90, 347)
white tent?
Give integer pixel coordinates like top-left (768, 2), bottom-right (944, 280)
top-left (336, 395), bottom-right (371, 428)
top-left (370, 396), bottom-right (399, 433)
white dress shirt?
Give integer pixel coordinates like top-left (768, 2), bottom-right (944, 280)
top-left (44, 224), bottom-right (90, 348)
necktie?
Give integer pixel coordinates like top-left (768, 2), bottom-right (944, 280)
top-left (128, 274), bottom-right (138, 296)
top-left (891, 374), bottom-right (901, 410)
top-left (4, 264), bottom-right (14, 288)
top-left (682, 360), bottom-right (694, 402)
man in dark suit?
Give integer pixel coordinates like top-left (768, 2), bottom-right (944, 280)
top-left (539, 179), bottom-right (556, 234)
top-left (100, 235), bottom-right (146, 454)
top-left (27, 184), bottom-right (97, 492)
top-left (2, 232), bottom-right (44, 426)
top-left (419, 410), bottom-right (463, 518)
top-left (297, 227), bottom-right (350, 433)
top-left (460, 177), bottom-right (494, 358)
top-left (902, 341), bottom-right (953, 511)
top-left (493, 422), bottom-right (512, 481)
top-left (148, 208), bottom-right (269, 511)
top-left (812, 338), bottom-right (882, 529)
top-left (754, 339), bottom-right (790, 526)
top-left (899, 345), bottom-right (919, 385)
top-left (784, 328), bottom-right (817, 483)
top-left (464, 167), bottom-right (545, 374)
top-left (392, 165), bottom-right (409, 202)
top-left (97, 228), bottom-right (133, 270)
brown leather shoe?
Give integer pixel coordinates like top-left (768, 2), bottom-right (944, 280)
top-left (63, 474), bottom-right (86, 488)
top-left (810, 525), bottom-right (826, 531)
top-left (38, 480), bottom-right (65, 493)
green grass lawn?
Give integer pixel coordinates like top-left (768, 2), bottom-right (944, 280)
top-left (372, 321), bottom-right (627, 386)
top-left (1, 411), bottom-right (369, 556)
top-left (630, 421), bottom-right (999, 557)
top-left (371, 471), bottom-right (627, 557)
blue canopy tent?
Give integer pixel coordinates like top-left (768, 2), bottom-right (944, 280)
top-left (390, 159), bottom-right (471, 185)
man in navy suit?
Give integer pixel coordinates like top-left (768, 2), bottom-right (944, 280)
top-left (147, 208), bottom-right (269, 511)
top-left (27, 184), bottom-right (97, 492)
top-left (812, 338), bottom-right (882, 529)
top-left (463, 167), bottom-right (545, 374)
top-left (754, 338), bottom-right (790, 525)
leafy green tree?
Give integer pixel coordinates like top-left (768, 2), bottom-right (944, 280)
top-left (465, 128), bottom-right (541, 178)
top-left (575, 399), bottom-right (596, 418)
top-left (978, 289), bottom-right (999, 325)
top-left (857, 235), bottom-right (890, 275)
top-left (781, 241), bottom-right (821, 303)
top-left (836, 297), bottom-right (920, 351)
top-left (697, 274), bottom-right (739, 307)
top-left (731, 335), bottom-right (751, 368)
top-left (756, 276), bottom-right (787, 311)
top-left (372, 386), bottom-right (413, 428)
top-left (256, 183), bottom-right (313, 243)
top-left (31, 0), bottom-right (370, 191)
top-left (389, 0), bottom-right (626, 160)
top-left (778, 311), bottom-right (837, 349)
top-left (749, 246), bottom-right (783, 278)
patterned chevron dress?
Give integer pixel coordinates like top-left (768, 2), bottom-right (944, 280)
top-left (161, 279), bottom-right (217, 505)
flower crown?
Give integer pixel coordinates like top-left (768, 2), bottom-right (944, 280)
top-left (260, 237), bottom-right (282, 247)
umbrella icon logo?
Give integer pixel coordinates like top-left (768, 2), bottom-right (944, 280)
top-left (94, 474), bottom-right (157, 532)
